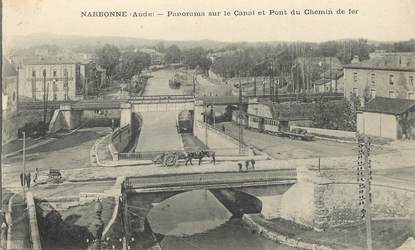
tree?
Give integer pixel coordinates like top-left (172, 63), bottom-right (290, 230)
top-left (95, 44), bottom-right (121, 82)
top-left (155, 41), bottom-right (165, 52)
top-left (117, 51), bottom-right (151, 80)
top-left (165, 45), bottom-right (181, 64)
top-left (198, 57), bottom-right (212, 76)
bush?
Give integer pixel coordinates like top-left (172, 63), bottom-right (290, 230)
top-left (18, 122), bottom-right (48, 138)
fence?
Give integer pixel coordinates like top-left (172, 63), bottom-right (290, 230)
top-left (118, 150), bottom-right (184, 160)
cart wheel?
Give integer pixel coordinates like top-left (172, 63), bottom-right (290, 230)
top-left (153, 154), bottom-right (165, 165)
top-left (163, 153), bottom-right (178, 167)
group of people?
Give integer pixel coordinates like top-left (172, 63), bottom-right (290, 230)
top-left (238, 159), bottom-right (256, 172)
top-left (19, 168), bottom-right (39, 188)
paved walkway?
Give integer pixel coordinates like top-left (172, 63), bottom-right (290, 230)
top-left (50, 148), bottom-right (414, 190)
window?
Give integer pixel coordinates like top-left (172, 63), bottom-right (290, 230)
top-left (32, 70), bottom-right (36, 77)
top-left (352, 87), bottom-right (359, 96)
top-left (409, 76), bottom-right (414, 86)
top-left (353, 72), bottom-right (358, 82)
top-left (408, 93), bottom-right (414, 100)
top-left (389, 74), bottom-right (394, 85)
top-left (53, 94), bottom-right (57, 101)
top-left (371, 73), bottom-right (376, 84)
top-left (389, 90), bottom-right (395, 98)
top-left (53, 70), bottom-right (57, 77)
top-left (370, 89), bottom-right (376, 99)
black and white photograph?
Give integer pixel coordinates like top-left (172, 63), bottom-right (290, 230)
top-left (1, 0), bottom-right (415, 249)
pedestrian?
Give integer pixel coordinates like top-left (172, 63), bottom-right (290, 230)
top-left (25, 172), bottom-right (31, 189)
top-left (222, 125), bottom-right (225, 132)
top-left (250, 159), bottom-right (256, 169)
top-left (185, 152), bottom-right (193, 166)
top-left (211, 151), bottom-right (216, 165)
top-left (245, 160), bottom-right (250, 171)
top-left (238, 163), bottom-right (243, 172)
top-left (34, 168), bottom-right (39, 183)
top-left (20, 172), bottom-right (24, 187)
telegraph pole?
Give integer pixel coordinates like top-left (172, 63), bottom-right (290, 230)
top-left (43, 69), bottom-right (47, 127)
top-left (357, 134), bottom-right (373, 250)
top-left (192, 75), bottom-right (196, 97)
top-left (22, 132), bottom-right (26, 201)
top-left (204, 104), bottom-right (208, 147)
top-left (238, 75), bottom-right (244, 154)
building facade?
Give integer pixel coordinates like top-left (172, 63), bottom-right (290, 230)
top-left (2, 58), bottom-right (19, 143)
top-left (357, 97), bottom-right (415, 139)
top-left (138, 48), bottom-right (165, 65)
top-left (344, 53), bottom-right (415, 105)
top-left (17, 59), bottom-right (86, 101)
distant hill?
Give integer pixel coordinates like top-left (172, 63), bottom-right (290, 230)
top-left (5, 33), bottom-right (233, 52)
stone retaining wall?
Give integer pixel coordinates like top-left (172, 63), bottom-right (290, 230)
top-left (26, 192), bottom-right (42, 250)
top-left (242, 214), bottom-right (333, 250)
top-left (280, 168), bottom-right (415, 230)
top-left (194, 121), bottom-right (253, 156)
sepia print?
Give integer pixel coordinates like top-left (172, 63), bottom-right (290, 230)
top-left (1, 0), bottom-right (415, 249)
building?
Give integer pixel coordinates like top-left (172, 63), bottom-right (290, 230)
top-left (17, 57), bottom-right (87, 101)
top-left (314, 69), bottom-right (344, 93)
top-left (2, 58), bottom-right (19, 143)
top-left (357, 97), bottom-right (415, 139)
top-left (344, 53), bottom-right (415, 105)
top-left (138, 48), bottom-right (165, 65)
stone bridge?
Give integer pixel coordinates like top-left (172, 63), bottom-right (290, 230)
top-left (104, 169), bottom-right (297, 246)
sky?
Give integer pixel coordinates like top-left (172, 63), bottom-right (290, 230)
top-left (3, 0), bottom-right (415, 43)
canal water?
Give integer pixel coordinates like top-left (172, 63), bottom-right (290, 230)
top-left (142, 188), bottom-right (296, 250)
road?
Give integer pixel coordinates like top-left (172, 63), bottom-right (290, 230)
top-left (2, 127), bottom-right (111, 188)
top-left (135, 69), bottom-right (184, 152)
top-left (218, 122), bottom-right (392, 159)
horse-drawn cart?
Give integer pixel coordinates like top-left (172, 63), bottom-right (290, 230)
top-left (152, 150), bottom-right (214, 167)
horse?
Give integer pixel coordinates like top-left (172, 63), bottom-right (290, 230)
top-left (181, 150), bottom-right (213, 166)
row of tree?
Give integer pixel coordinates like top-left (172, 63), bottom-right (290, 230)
top-left (210, 39), bottom-right (376, 79)
top-left (312, 95), bottom-right (361, 131)
top-left (95, 44), bottom-right (151, 83)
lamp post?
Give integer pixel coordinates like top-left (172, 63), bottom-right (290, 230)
top-left (94, 198), bottom-right (104, 250)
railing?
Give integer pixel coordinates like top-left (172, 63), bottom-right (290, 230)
top-left (118, 150), bottom-right (184, 160)
top-left (125, 170), bottom-right (296, 189)
top-left (129, 95), bottom-right (194, 104)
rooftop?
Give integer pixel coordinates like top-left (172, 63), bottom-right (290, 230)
top-left (361, 97), bottom-right (415, 115)
top-left (345, 53), bottom-right (415, 71)
top-left (264, 101), bottom-right (315, 121)
top-left (14, 56), bottom-right (82, 66)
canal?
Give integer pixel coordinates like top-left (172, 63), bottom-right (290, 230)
top-left (126, 185), bottom-right (296, 250)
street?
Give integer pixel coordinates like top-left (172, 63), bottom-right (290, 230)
top-left (2, 127), bottom-right (112, 188)
top-left (217, 122), bottom-right (393, 159)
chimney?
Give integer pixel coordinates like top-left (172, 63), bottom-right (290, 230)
top-left (351, 55), bottom-right (360, 63)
